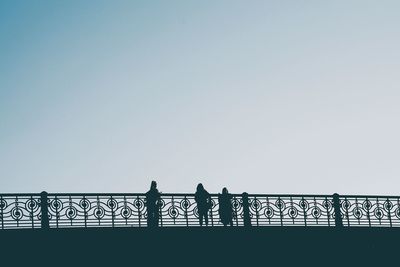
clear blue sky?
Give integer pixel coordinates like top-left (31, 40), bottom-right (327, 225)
top-left (1, 1), bottom-right (400, 194)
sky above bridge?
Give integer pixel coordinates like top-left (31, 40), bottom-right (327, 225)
top-left (1, 1), bottom-right (400, 195)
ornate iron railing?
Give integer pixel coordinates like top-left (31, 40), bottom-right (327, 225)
top-left (1, 192), bottom-right (400, 229)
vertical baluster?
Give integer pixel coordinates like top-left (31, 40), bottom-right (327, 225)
top-left (366, 197), bottom-right (371, 227)
top-left (15, 196), bottom-right (19, 228)
top-left (313, 197), bottom-right (318, 225)
top-left (290, 196), bottom-right (294, 225)
top-left (397, 198), bottom-right (400, 226)
top-left (209, 196), bottom-right (214, 226)
top-left (278, 197), bottom-right (283, 226)
top-left (137, 196), bottom-right (141, 228)
top-left (30, 196), bottom-right (34, 229)
top-left (345, 197), bottom-right (350, 226)
top-left (376, 197), bottom-right (381, 226)
top-left (159, 196), bottom-right (163, 227)
top-left (123, 196), bottom-right (127, 226)
top-left (266, 196), bottom-right (270, 226)
top-left (69, 196), bottom-right (73, 227)
top-left (355, 197), bottom-right (360, 225)
top-left (324, 196), bottom-right (330, 227)
top-left (111, 195), bottom-right (115, 228)
top-left (0, 196), bottom-right (4, 229)
top-left (301, 196), bottom-right (307, 227)
top-left (184, 196), bottom-right (188, 227)
top-left (233, 196), bottom-right (239, 226)
top-left (255, 197), bottom-right (259, 226)
top-left (83, 196), bottom-right (88, 228)
top-left (55, 196), bottom-right (59, 228)
top-left (172, 196), bottom-right (176, 226)
top-left (96, 196), bottom-right (101, 226)
top-left (387, 197), bottom-right (392, 227)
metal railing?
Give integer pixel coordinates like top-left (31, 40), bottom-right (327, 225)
top-left (1, 192), bottom-right (400, 229)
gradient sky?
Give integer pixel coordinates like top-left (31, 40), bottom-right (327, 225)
top-left (1, 1), bottom-right (400, 194)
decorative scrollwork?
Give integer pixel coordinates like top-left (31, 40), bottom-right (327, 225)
top-left (180, 198), bottom-right (190, 210)
top-left (311, 207), bottom-right (322, 219)
top-left (395, 208), bottom-right (400, 219)
top-left (353, 208), bottom-right (363, 219)
top-left (264, 206), bottom-right (274, 218)
top-left (374, 208), bottom-right (384, 220)
top-left (362, 200), bottom-right (372, 210)
top-left (168, 207), bottom-right (179, 219)
top-left (299, 199), bottom-right (309, 210)
top-left (0, 199), bottom-right (7, 209)
top-left (50, 198), bottom-right (63, 211)
top-left (251, 199), bottom-right (262, 211)
top-left (232, 198), bottom-right (240, 209)
top-left (322, 200), bottom-right (332, 210)
top-left (121, 207), bottom-right (132, 219)
top-left (193, 206), bottom-right (199, 218)
top-left (2, 193), bottom-right (400, 229)
top-left (133, 198), bottom-right (145, 210)
top-left (25, 199), bottom-right (39, 212)
top-left (158, 199), bottom-right (165, 209)
top-left (93, 206), bottom-right (105, 219)
top-left (11, 207), bottom-right (23, 220)
top-left (342, 200), bottom-right (351, 210)
top-left (288, 207), bottom-right (298, 219)
top-left (384, 200), bottom-right (393, 211)
top-left (65, 207), bottom-right (78, 219)
top-left (276, 199), bottom-right (286, 210)
top-left (79, 198), bottom-right (91, 210)
top-left (107, 198), bottom-right (118, 210)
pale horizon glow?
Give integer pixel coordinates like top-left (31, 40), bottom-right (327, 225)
top-left (1, 1), bottom-right (400, 195)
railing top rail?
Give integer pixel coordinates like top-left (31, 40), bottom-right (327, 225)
top-left (46, 193), bottom-right (332, 198)
top-left (0, 193), bottom-right (42, 197)
top-left (0, 192), bottom-right (399, 199)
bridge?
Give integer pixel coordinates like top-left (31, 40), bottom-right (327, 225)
top-left (1, 191), bottom-right (399, 229)
top-left (1, 191), bottom-right (399, 266)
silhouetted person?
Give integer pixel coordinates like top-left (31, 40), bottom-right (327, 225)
top-left (218, 187), bottom-right (233, 226)
top-left (241, 192), bottom-right (251, 227)
top-left (146, 181), bottom-right (161, 228)
top-left (195, 183), bottom-right (211, 226)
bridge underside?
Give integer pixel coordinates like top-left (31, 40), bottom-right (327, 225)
top-left (0, 227), bottom-right (397, 266)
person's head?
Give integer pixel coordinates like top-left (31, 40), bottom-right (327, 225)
top-left (196, 183), bottom-right (204, 192)
top-left (150, 181), bottom-right (157, 190)
top-left (222, 187), bottom-right (228, 194)
top-left (242, 192), bottom-right (248, 199)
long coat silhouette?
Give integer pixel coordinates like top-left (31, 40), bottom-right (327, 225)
top-left (146, 181), bottom-right (161, 228)
top-left (218, 187), bottom-right (233, 226)
top-left (195, 183), bottom-right (211, 226)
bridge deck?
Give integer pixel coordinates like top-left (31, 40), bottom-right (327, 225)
top-left (0, 227), bottom-right (398, 266)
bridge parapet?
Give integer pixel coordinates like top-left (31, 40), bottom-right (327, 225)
top-left (0, 192), bottom-right (399, 229)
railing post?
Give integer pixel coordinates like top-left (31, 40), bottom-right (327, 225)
top-left (333, 193), bottom-right (343, 227)
top-left (40, 191), bottom-right (49, 230)
top-left (241, 193), bottom-right (251, 227)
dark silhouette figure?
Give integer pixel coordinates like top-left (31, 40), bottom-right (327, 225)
top-left (218, 187), bottom-right (233, 226)
top-left (241, 192), bottom-right (251, 227)
top-left (333, 193), bottom-right (343, 227)
top-left (40, 191), bottom-right (49, 229)
top-left (146, 181), bottom-right (161, 228)
top-left (195, 183), bottom-right (211, 226)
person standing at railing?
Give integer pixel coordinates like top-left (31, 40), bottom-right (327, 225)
top-left (146, 181), bottom-right (161, 228)
top-left (241, 192), bottom-right (251, 227)
top-left (218, 187), bottom-right (233, 226)
top-left (195, 183), bottom-right (211, 226)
